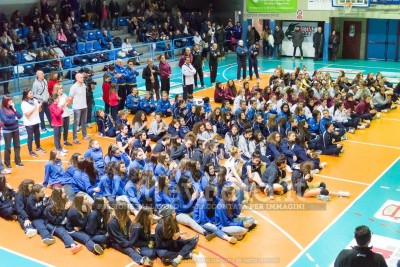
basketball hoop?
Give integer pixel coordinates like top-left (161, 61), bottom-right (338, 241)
top-left (343, 2), bottom-right (353, 13)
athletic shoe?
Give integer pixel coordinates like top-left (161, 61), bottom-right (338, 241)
top-left (6, 165), bottom-right (12, 169)
top-left (357, 125), bottom-right (366, 129)
top-left (341, 135), bottom-right (347, 141)
top-left (26, 228), bottom-right (37, 238)
top-left (248, 223), bottom-right (258, 231)
top-left (263, 186), bottom-right (270, 195)
top-left (363, 119), bottom-right (371, 124)
top-left (36, 148), bottom-right (46, 153)
top-left (93, 244), bottom-right (104, 255)
top-left (375, 113), bottom-right (381, 119)
top-left (320, 162), bottom-right (328, 168)
top-left (83, 136), bottom-right (91, 140)
top-left (29, 151), bottom-right (38, 157)
top-left (64, 141), bottom-right (73, 146)
top-left (311, 169), bottom-right (319, 175)
top-left (390, 105), bottom-right (397, 110)
top-left (142, 256), bottom-right (153, 267)
top-left (197, 85), bottom-right (201, 88)
top-left (86, 123), bottom-right (93, 128)
top-left (381, 109), bottom-right (388, 113)
top-left (61, 149), bottom-right (68, 153)
top-left (395, 100), bottom-right (400, 105)
top-left (204, 231), bottom-right (217, 241)
top-left (58, 152), bottom-right (66, 157)
top-left (16, 163), bottom-right (24, 167)
top-left (1, 169), bottom-right (11, 174)
top-left (71, 244), bottom-right (82, 254)
top-left (317, 195), bottom-right (330, 202)
top-left (42, 238), bottom-right (56, 246)
top-left (337, 191), bottom-right (350, 197)
top-left (73, 139), bottom-right (81, 144)
top-left (228, 236), bottom-right (238, 244)
top-left (301, 56), bottom-right (304, 60)
top-left (41, 128), bottom-right (48, 133)
top-left (348, 127), bottom-right (355, 134)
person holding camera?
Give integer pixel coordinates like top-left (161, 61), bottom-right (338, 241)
top-left (32, 70), bottom-right (52, 132)
top-left (248, 41), bottom-right (261, 81)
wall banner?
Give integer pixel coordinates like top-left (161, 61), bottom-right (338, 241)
top-left (246, 0), bottom-right (297, 13)
top-left (282, 21), bottom-right (318, 58)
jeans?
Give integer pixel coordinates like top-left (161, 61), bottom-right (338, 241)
top-left (53, 126), bottom-right (62, 150)
top-left (202, 223), bottom-right (226, 239)
top-left (70, 231), bottom-right (98, 254)
top-left (274, 43), bottom-right (282, 58)
top-left (118, 85), bottom-right (126, 110)
top-left (221, 217), bottom-right (253, 240)
top-left (293, 46), bottom-right (303, 57)
top-left (25, 124), bottom-right (41, 152)
top-left (62, 116), bottom-right (70, 142)
top-left (156, 237), bottom-right (197, 261)
top-left (73, 108), bottom-right (87, 140)
top-left (39, 102), bottom-right (52, 130)
top-left (176, 213), bottom-right (205, 234)
top-left (3, 130), bottom-right (21, 166)
top-left (113, 244), bottom-right (155, 263)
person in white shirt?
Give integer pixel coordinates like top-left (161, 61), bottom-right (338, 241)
top-left (121, 38), bottom-right (140, 65)
top-left (181, 56), bottom-right (196, 100)
top-left (69, 73), bottom-right (90, 144)
top-left (32, 70), bottom-right (51, 132)
top-left (54, 84), bottom-right (72, 146)
top-left (20, 89), bottom-right (46, 157)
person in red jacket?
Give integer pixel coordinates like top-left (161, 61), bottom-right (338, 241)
top-left (178, 47), bottom-right (193, 68)
top-left (214, 82), bottom-right (224, 103)
top-left (47, 71), bottom-right (59, 96)
top-left (49, 94), bottom-right (67, 156)
top-left (109, 84), bottom-right (120, 122)
top-left (223, 84), bottom-right (235, 104)
top-left (102, 74), bottom-right (111, 114)
top-left (355, 95), bottom-right (379, 123)
top-left (158, 54), bottom-right (171, 94)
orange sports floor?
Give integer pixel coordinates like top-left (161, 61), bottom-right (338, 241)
top-left (1, 73), bottom-right (400, 267)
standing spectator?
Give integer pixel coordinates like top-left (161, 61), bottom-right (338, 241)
top-left (273, 25), bottom-right (284, 59)
top-left (313, 26), bottom-right (324, 60)
top-left (215, 25), bottom-right (225, 57)
top-left (209, 43), bottom-right (220, 86)
top-left (108, 0), bottom-right (120, 31)
top-left (82, 69), bottom-right (96, 128)
top-left (98, 0), bottom-right (108, 30)
top-left (0, 95), bottom-right (23, 168)
top-left (69, 73), bottom-right (90, 144)
top-left (248, 42), bottom-right (261, 81)
top-left (181, 57), bottom-right (196, 101)
top-left (125, 59), bottom-right (140, 97)
top-left (49, 94), bottom-right (67, 155)
top-left (292, 25), bottom-right (304, 60)
top-left (334, 225), bottom-right (387, 267)
top-left (234, 21), bottom-right (242, 40)
top-left (54, 84), bottom-right (72, 146)
top-left (158, 54), bottom-right (171, 94)
top-left (236, 40), bottom-right (248, 82)
top-left (142, 58), bottom-right (160, 101)
top-left (192, 44), bottom-right (204, 88)
top-left (246, 25), bottom-right (255, 47)
top-left (0, 48), bottom-right (14, 95)
top-left (32, 70), bottom-right (52, 132)
top-left (86, 0), bottom-right (97, 22)
top-left (102, 74), bottom-right (111, 114)
top-left (328, 30), bottom-right (340, 62)
top-left (21, 89), bottom-right (46, 157)
top-left (114, 59), bottom-right (127, 110)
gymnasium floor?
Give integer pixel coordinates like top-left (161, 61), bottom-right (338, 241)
top-left (1, 56), bottom-right (400, 267)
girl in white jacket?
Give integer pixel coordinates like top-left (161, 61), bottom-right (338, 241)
top-left (333, 102), bottom-right (364, 133)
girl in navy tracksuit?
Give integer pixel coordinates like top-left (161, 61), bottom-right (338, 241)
top-left (67, 194), bottom-right (104, 255)
top-left (126, 87), bottom-right (141, 114)
top-left (84, 140), bottom-right (105, 175)
top-left (26, 184), bottom-right (56, 245)
top-left (280, 131), bottom-right (297, 167)
top-left (168, 118), bottom-right (180, 137)
top-left (178, 117), bottom-right (190, 139)
top-left (215, 186), bottom-right (255, 241)
top-left (140, 91), bottom-right (156, 115)
top-left (156, 91), bottom-right (172, 117)
top-left (318, 122), bottom-right (344, 156)
top-left (15, 179), bottom-right (37, 237)
top-left (85, 197), bottom-right (111, 248)
top-left (155, 204), bottom-right (198, 266)
top-left (0, 174), bottom-right (16, 220)
top-left (130, 207), bottom-right (157, 263)
top-left (107, 201), bottom-right (154, 266)
top-left (194, 185), bottom-right (238, 244)
top-left (43, 149), bottom-right (68, 189)
top-left (45, 187), bottom-right (82, 254)
top-left (266, 131), bottom-right (283, 161)
top-left (96, 109), bottom-right (116, 138)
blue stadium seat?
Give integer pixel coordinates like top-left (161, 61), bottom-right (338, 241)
top-left (16, 28), bottom-right (23, 38)
top-left (95, 30), bottom-right (102, 40)
top-left (83, 31), bottom-right (89, 41)
top-left (83, 22), bottom-right (91, 30)
top-left (63, 57), bottom-right (72, 68)
top-left (85, 41), bottom-right (94, 52)
top-left (22, 27), bottom-right (29, 38)
top-left (20, 51), bottom-right (28, 63)
top-left (89, 22), bottom-right (95, 30)
top-left (76, 42), bottom-right (85, 54)
top-left (93, 41), bottom-right (102, 51)
top-left (118, 17), bottom-right (128, 27)
top-left (14, 52), bottom-right (21, 64)
top-left (88, 31), bottom-right (96, 41)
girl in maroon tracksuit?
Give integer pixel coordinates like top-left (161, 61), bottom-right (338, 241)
top-left (355, 95), bottom-right (379, 122)
top-left (158, 55), bottom-right (172, 94)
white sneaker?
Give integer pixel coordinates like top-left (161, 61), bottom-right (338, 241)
top-left (337, 191), bottom-right (350, 197)
top-left (197, 85), bottom-right (201, 88)
top-left (395, 100), bottom-right (400, 105)
top-left (311, 169), bottom-right (319, 175)
top-left (348, 127), bottom-right (355, 134)
top-left (341, 135), bottom-right (347, 141)
top-left (357, 125), bottom-right (366, 129)
top-left (285, 165), bottom-right (293, 173)
top-left (381, 109), bottom-right (388, 113)
top-left (363, 119), bottom-right (371, 124)
top-left (26, 228), bottom-right (37, 238)
top-left (42, 238), bottom-right (56, 245)
top-left (390, 105), bottom-right (397, 110)
top-left (375, 113), bottom-right (381, 119)
top-left (1, 169), bottom-right (11, 174)
top-left (320, 162), bottom-right (328, 168)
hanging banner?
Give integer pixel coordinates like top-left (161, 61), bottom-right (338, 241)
top-left (246, 0), bottom-right (297, 13)
top-left (282, 21), bottom-right (318, 58)
top-left (307, 0), bottom-right (335, 10)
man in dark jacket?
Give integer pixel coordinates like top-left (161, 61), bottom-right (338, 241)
top-left (215, 25), bottom-right (225, 57)
top-left (313, 26), bottom-right (324, 60)
top-left (108, 0), bottom-right (120, 30)
top-left (142, 58), bottom-right (160, 100)
top-left (273, 25), bottom-right (284, 59)
top-left (246, 25), bottom-right (255, 47)
top-left (292, 25), bottom-right (304, 60)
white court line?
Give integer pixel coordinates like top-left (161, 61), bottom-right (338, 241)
top-left (306, 253), bottom-right (315, 262)
top-left (344, 140), bottom-right (400, 150)
top-left (313, 174), bottom-right (370, 186)
top-left (248, 208), bottom-right (304, 250)
top-left (380, 186), bottom-right (390, 189)
top-left (287, 157), bottom-right (400, 267)
top-left (12, 160), bottom-right (68, 163)
top-left (381, 118), bottom-right (400, 122)
top-left (0, 246), bottom-right (55, 267)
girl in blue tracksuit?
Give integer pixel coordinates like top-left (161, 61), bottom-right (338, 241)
top-left (154, 152), bottom-right (174, 178)
top-left (64, 153), bottom-right (81, 199)
top-left (67, 194), bottom-right (104, 255)
top-left (112, 161), bottom-right (128, 199)
top-left (129, 148), bottom-right (146, 173)
top-left (26, 184), bottom-right (55, 245)
top-left (266, 131), bottom-right (283, 161)
top-left (104, 144), bottom-right (131, 168)
top-left (318, 122), bottom-right (344, 156)
top-left (140, 91), bottom-right (157, 115)
top-left (156, 91), bottom-right (172, 117)
top-left (70, 158), bottom-right (98, 202)
top-left (0, 175), bottom-right (16, 220)
top-left (215, 186), bottom-right (255, 241)
top-left (43, 149), bottom-right (68, 189)
top-left (71, 158), bottom-right (86, 194)
top-left (155, 174), bottom-right (175, 210)
top-left (123, 168), bottom-right (143, 213)
top-left (308, 110), bottom-right (321, 137)
top-left (97, 162), bottom-right (116, 199)
top-left (194, 185), bottom-right (238, 244)
top-left (168, 118), bottom-right (180, 137)
top-left (84, 140), bottom-right (105, 175)
top-left (107, 201), bottom-right (154, 266)
top-left (45, 187), bottom-right (82, 254)
top-left (126, 87), bottom-right (141, 114)
top-left (140, 170), bottom-right (156, 208)
top-left (85, 197), bottom-right (111, 248)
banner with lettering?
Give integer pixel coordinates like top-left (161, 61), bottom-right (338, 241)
top-left (246, 0), bottom-right (297, 13)
top-left (281, 21), bottom-right (318, 58)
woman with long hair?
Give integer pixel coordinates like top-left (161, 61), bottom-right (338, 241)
top-left (45, 187), bottom-right (82, 254)
top-left (131, 111), bottom-right (148, 136)
top-left (130, 207), bottom-right (157, 261)
top-left (67, 194), bottom-right (104, 255)
top-left (0, 95), bottom-right (23, 168)
top-left (0, 174), bottom-right (16, 220)
top-left (155, 204), bottom-right (199, 266)
top-left (85, 197), bottom-right (111, 248)
top-left (107, 201), bottom-right (153, 266)
top-left (43, 149), bottom-right (69, 189)
top-left (122, 168), bottom-right (143, 215)
top-left (49, 93), bottom-right (67, 155)
top-left (266, 131), bottom-right (283, 161)
top-left (84, 140), bottom-right (105, 175)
